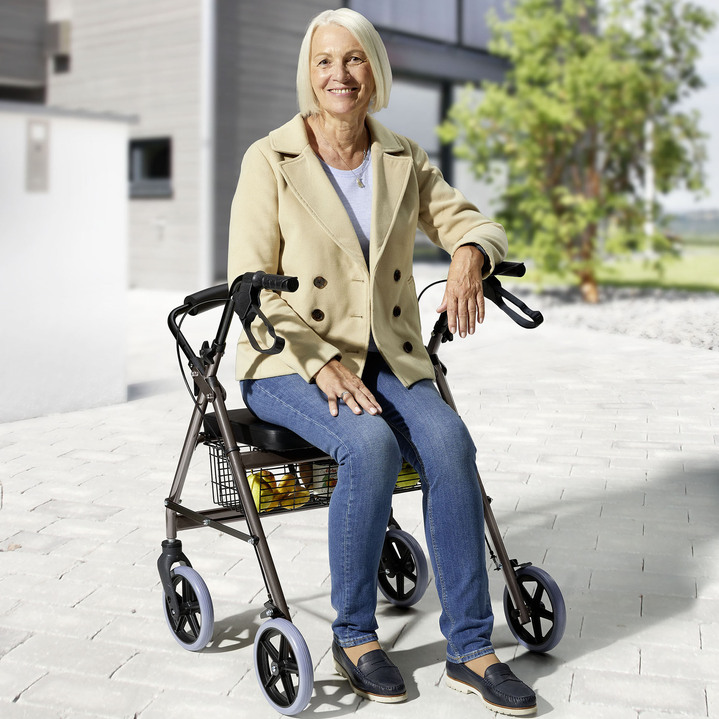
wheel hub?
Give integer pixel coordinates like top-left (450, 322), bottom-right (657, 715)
top-left (270, 661), bottom-right (280, 676)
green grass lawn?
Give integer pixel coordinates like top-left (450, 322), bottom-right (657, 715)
top-left (595, 250), bottom-right (719, 292)
top-left (512, 240), bottom-right (719, 294)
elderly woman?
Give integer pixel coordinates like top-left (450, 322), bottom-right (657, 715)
top-left (228, 8), bottom-right (536, 716)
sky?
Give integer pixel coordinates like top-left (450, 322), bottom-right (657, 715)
top-left (662, 0), bottom-right (719, 213)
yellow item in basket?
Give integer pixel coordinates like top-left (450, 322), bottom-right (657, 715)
top-left (298, 462), bottom-right (314, 485)
top-left (275, 473), bottom-right (311, 509)
top-left (247, 469), bottom-right (279, 511)
top-left (396, 462), bottom-right (420, 489)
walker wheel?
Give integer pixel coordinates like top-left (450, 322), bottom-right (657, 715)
top-left (377, 528), bottom-right (429, 607)
top-left (503, 565), bottom-right (566, 653)
top-left (254, 618), bottom-right (314, 715)
top-left (162, 565), bottom-right (214, 651)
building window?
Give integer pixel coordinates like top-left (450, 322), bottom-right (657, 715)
top-left (349, 0), bottom-right (511, 51)
top-left (376, 79), bottom-right (442, 163)
top-left (53, 55), bottom-right (71, 74)
top-left (350, 0), bottom-right (458, 43)
top-left (375, 78), bottom-right (445, 259)
top-left (129, 137), bottom-right (172, 198)
top-left (462, 0), bottom-right (511, 50)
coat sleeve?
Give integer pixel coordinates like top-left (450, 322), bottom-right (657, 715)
top-left (227, 142), bottom-right (341, 381)
top-left (411, 141), bottom-right (508, 276)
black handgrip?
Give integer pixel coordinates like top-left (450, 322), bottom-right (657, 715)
top-left (252, 271), bottom-right (299, 293)
top-left (493, 261), bottom-right (526, 278)
top-left (184, 284), bottom-right (230, 316)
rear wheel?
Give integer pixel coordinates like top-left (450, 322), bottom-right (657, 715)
top-left (378, 528), bottom-right (429, 607)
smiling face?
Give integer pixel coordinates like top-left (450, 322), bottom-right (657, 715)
top-left (309, 23), bottom-right (376, 121)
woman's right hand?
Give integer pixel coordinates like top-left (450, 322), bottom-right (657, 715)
top-left (314, 359), bottom-right (382, 417)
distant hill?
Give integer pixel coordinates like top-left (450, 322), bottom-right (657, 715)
top-left (663, 209), bottom-right (719, 237)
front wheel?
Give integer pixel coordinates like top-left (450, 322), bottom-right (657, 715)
top-left (503, 565), bottom-right (566, 653)
top-left (378, 528), bottom-right (429, 607)
top-left (254, 618), bottom-right (313, 715)
top-left (163, 565), bottom-right (214, 651)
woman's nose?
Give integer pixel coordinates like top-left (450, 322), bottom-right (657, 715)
top-left (331, 61), bottom-right (351, 81)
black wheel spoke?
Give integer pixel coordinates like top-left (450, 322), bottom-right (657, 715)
top-left (531, 613), bottom-right (546, 641)
top-left (531, 583), bottom-right (546, 606)
top-left (263, 672), bottom-right (280, 692)
top-left (187, 612), bottom-right (201, 638)
top-left (281, 671), bottom-right (297, 701)
top-left (260, 634), bottom-right (281, 663)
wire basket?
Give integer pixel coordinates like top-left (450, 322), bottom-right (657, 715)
top-left (208, 440), bottom-right (421, 515)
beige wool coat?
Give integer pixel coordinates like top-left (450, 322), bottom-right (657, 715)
top-left (228, 113), bottom-right (508, 387)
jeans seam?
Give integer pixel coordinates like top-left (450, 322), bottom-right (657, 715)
top-left (389, 426), bottom-right (461, 660)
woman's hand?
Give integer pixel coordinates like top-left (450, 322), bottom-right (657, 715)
top-left (314, 359), bottom-right (382, 417)
top-left (437, 244), bottom-right (486, 337)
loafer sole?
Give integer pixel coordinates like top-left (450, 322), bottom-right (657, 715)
top-left (334, 660), bottom-right (408, 704)
top-left (445, 675), bottom-right (537, 716)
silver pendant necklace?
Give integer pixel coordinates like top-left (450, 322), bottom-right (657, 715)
top-left (315, 121), bottom-right (369, 188)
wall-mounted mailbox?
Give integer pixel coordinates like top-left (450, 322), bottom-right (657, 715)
top-left (26, 119), bottom-right (50, 192)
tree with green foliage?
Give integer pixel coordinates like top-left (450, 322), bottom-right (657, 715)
top-left (439, 0), bottom-right (716, 302)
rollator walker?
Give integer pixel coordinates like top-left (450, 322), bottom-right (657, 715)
top-left (157, 261), bottom-right (566, 715)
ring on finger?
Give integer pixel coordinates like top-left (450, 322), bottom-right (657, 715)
top-left (340, 391), bottom-right (351, 401)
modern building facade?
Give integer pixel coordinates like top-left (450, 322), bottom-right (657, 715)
top-left (6, 0), bottom-right (509, 289)
top-left (0, 0), bottom-right (47, 103)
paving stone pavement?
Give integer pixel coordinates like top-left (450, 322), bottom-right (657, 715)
top-left (1, 263), bottom-right (718, 718)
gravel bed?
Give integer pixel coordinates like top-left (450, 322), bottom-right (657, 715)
top-left (510, 285), bottom-right (719, 351)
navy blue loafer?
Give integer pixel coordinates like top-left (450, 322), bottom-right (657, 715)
top-left (332, 640), bottom-right (407, 703)
top-left (445, 661), bottom-right (536, 716)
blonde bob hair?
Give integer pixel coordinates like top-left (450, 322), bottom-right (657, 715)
top-left (297, 8), bottom-right (392, 117)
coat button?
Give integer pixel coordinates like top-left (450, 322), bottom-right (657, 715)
top-left (311, 309), bottom-right (325, 321)
top-left (393, 306), bottom-right (401, 317)
top-left (394, 269), bottom-right (402, 281)
top-left (313, 276), bottom-right (327, 289)
top-left (403, 342), bottom-right (413, 353)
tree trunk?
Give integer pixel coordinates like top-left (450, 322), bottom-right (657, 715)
top-left (577, 221), bottom-right (600, 303)
top-left (578, 270), bottom-right (600, 304)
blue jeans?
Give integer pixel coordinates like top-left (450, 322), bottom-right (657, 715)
top-left (241, 352), bottom-right (494, 663)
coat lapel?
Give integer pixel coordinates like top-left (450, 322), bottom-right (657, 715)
top-left (367, 116), bottom-right (412, 274)
top-left (272, 117), bottom-right (366, 267)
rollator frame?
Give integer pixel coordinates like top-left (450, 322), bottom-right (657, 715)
top-left (157, 264), bottom-right (566, 715)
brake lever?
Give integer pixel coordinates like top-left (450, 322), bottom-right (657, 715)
top-left (231, 275), bottom-right (286, 355)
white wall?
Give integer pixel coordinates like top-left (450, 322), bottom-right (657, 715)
top-left (47, 0), bottom-right (207, 290)
top-left (0, 103), bottom-right (130, 422)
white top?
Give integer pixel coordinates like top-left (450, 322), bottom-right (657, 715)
top-left (319, 150), bottom-right (373, 266)
top-left (320, 151), bottom-right (377, 351)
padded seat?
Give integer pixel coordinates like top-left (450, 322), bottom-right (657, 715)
top-left (204, 408), bottom-right (313, 452)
